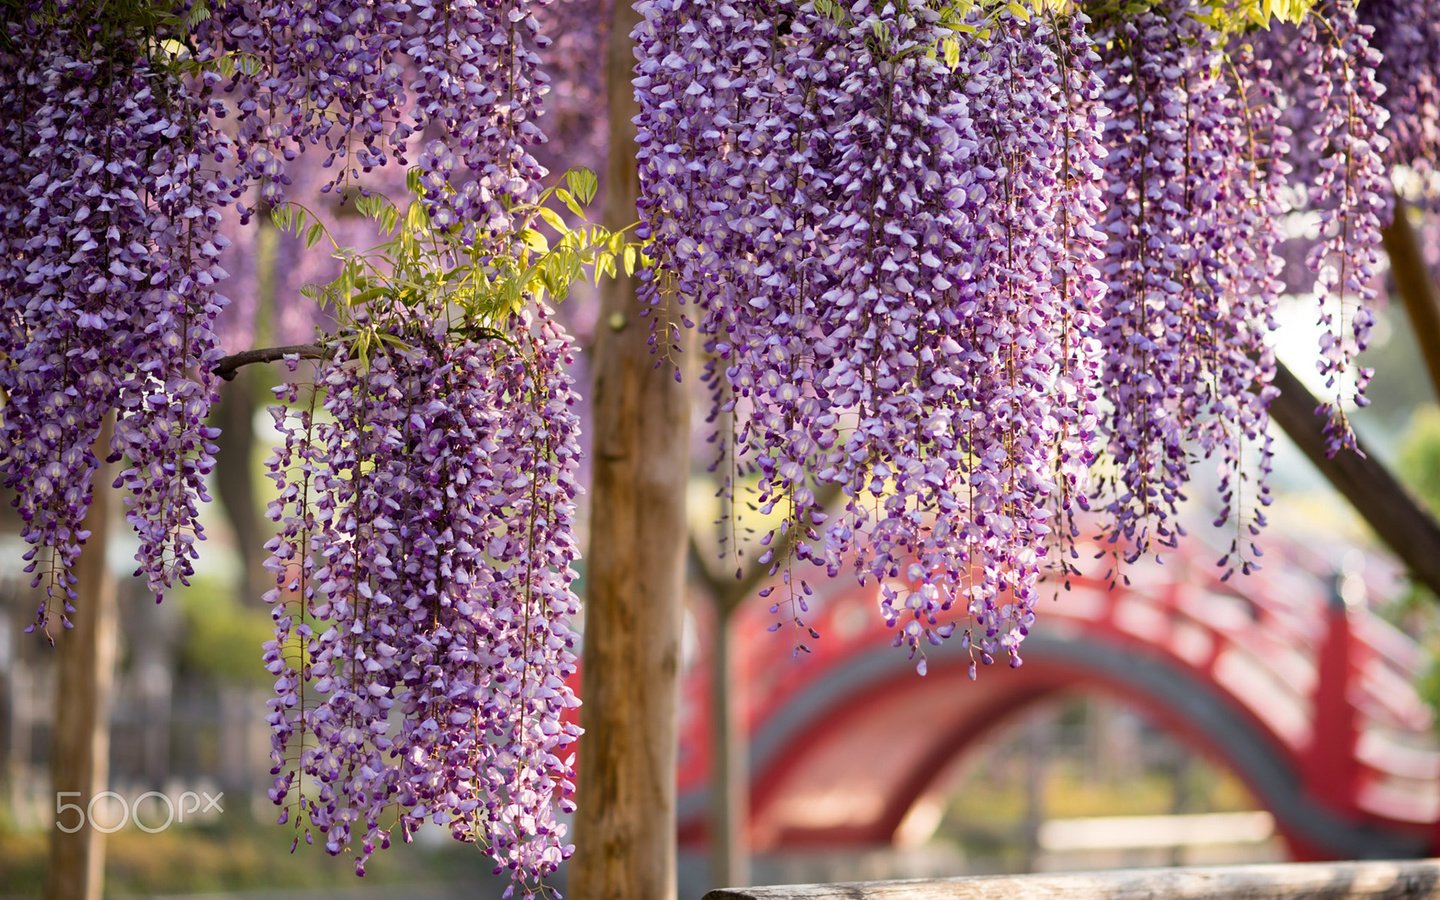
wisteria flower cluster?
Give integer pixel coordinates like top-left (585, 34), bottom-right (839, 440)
top-left (1360, 0), bottom-right (1440, 201)
top-left (196, 0), bottom-right (553, 239)
top-left (0, 4), bottom-right (231, 638)
top-left (263, 307), bottom-right (582, 893)
top-left (1092, 6), bottom-right (1292, 570)
top-left (3, 2), bottom-right (596, 891)
top-left (1294, 1), bottom-right (1393, 453)
top-left (635, 0), bottom-right (1109, 671)
top-left (633, 0), bottom-right (1400, 672)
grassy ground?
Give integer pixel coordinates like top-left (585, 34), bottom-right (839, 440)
top-left (0, 812), bottom-right (522, 896)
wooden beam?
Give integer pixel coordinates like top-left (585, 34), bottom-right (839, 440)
top-left (1383, 200), bottom-right (1440, 401)
top-left (703, 859), bottom-right (1440, 899)
top-left (1270, 362), bottom-right (1440, 597)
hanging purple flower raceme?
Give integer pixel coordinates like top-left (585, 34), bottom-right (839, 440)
top-left (1359, 0), bottom-right (1440, 202)
top-left (264, 307), bottom-right (581, 895)
top-left (1043, 8), bottom-right (1109, 586)
top-left (1094, 4), bottom-right (1203, 565)
top-left (635, 1), bottom-right (1108, 671)
top-left (407, 0), bottom-right (553, 236)
top-left (1091, 0), bottom-right (1291, 571)
top-left (1296, 0), bottom-right (1393, 455)
top-left (195, 0), bottom-right (411, 215)
top-left (198, 0), bottom-right (553, 239)
top-left (108, 73), bottom-right (232, 605)
top-left (0, 8), bottom-right (231, 635)
top-left (924, 11), bottom-right (1106, 666)
top-left (632, 0), bottom-right (778, 360)
top-left (1201, 38), bottom-right (1292, 578)
top-left (0, 24), bottom-right (106, 637)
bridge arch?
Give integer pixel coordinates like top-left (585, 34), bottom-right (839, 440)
top-left (676, 542), bottom-right (1440, 860)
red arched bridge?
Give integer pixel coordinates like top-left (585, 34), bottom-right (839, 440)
top-left (671, 538), bottom-right (1440, 860)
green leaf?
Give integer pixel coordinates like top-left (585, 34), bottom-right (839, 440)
top-left (537, 206), bottom-right (567, 232)
top-left (304, 222), bottom-right (325, 249)
top-left (556, 188), bottom-right (586, 219)
top-left (404, 201), bottom-right (428, 234)
top-left (567, 168), bottom-right (598, 206)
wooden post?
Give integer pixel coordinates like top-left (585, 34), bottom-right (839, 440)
top-left (568, 0), bottom-right (691, 895)
top-left (1304, 593), bottom-right (1358, 822)
top-left (708, 612), bottom-right (750, 890)
top-left (45, 421), bottom-right (119, 900)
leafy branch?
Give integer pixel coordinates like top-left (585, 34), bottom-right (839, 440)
top-left (268, 166), bottom-right (643, 348)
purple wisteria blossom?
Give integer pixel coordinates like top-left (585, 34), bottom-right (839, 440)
top-left (1360, 0), bottom-right (1440, 202)
top-left (1295, 0), bottom-right (1393, 454)
top-left (264, 307), bottom-right (582, 894)
top-left (634, 0), bottom-right (1409, 666)
top-left (197, 0), bottom-right (554, 240)
top-left (0, 6), bottom-right (231, 637)
top-left (635, 1), bottom-right (1109, 672)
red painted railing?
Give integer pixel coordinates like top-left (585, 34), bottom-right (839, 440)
top-left (672, 534), bottom-right (1440, 858)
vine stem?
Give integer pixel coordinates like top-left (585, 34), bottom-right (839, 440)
top-left (212, 325), bottom-right (513, 382)
top-left (211, 344), bottom-right (330, 381)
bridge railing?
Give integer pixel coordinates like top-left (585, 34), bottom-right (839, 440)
top-left (702, 859), bottom-right (1440, 899)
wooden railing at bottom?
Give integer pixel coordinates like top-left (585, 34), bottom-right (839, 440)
top-left (702, 860), bottom-right (1440, 899)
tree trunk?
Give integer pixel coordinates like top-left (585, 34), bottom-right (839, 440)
top-left (45, 421), bottom-right (119, 900)
top-left (568, 1), bottom-right (691, 897)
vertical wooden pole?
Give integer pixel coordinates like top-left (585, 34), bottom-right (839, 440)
top-left (45, 421), bottom-right (118, 900)
top-left (691, 483), bottom-right (844, 889)
top-left (708, 613), bottom-right (750, 890)
top-left (569, 1), bottom-right (691, 896)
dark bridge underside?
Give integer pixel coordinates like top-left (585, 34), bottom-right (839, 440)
top-left (677, 629), bottom-right (1433, 859)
